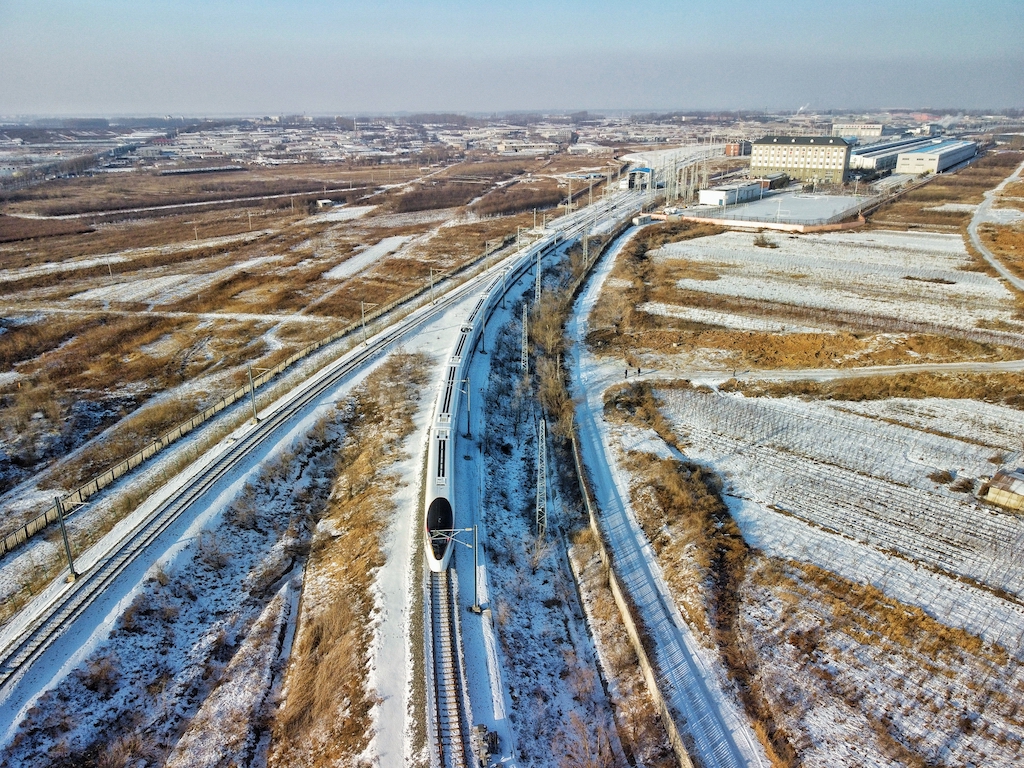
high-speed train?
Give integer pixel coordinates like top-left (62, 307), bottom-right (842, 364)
top-left (424, 233), bottom-right (563, 571)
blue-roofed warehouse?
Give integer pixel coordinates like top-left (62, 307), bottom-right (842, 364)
top-left (895, 140), bottom-right (977, 175)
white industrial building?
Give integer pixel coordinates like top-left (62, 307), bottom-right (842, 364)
top-left (698, 181), bottom-right (763, 206)
top-left (895, 140), bottom-right (977, 175)
top-left (750, 136), bottom-right (850, 183)
top-left (849, 137), bottom-right (946, 171)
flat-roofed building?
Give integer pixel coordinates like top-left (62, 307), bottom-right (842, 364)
top-left (849, 137), bottom-right (945, 171)
top-left (751, 136), bottom-right (850, 183)
top-left (894, 140), bottom-right (977, 175)
top-left (832, 123), bottom-right (884, 138)
top-left (698, 181), bottom-right (763, 206)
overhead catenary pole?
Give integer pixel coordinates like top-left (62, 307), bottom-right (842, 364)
top-left (55, 497), bottom-right (78, 582)
top-left (472, 524), bottom-right (480, 612)
top-left (247, 364), bottom-right (259, 423)
top-left (521, 303), bottom-right (528, 373)
top-left (536, 419), bottom-right (547, 539)
top-left (464, 379), bottom-right (472, 438)
top-left (360, 301), bottom-right (378, 342)
top-left (534, 249), bottom-right (541, 306)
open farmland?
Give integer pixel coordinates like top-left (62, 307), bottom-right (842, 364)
top-left (583, 185), bottom-right (1024, 764)
top-left (589, 226), bottom-right (1024, 378)
top-left (0, 162), bottom-right (548, 533)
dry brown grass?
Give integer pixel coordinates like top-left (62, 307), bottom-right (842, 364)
top-left (979, 222), bottom-right (1024, 279)
top-left (725, 369), bottom-right (1024, 408)
top-left (605, 382), bottom-right (798, 766)
top-left (570, 526), bottom-right (675, 767)
top-left (471, 178), bottom-right (563, 217)
top-left (0, 214), bottom-right (93, 243)
top-left (742, 555), bottom-right (1023, 765)
top-left (1001, 181), bottom-right (1024, 198)
top-left (868, 152), bottom-right (1024, 231)
top-left (1, 163), bottom-right (410, 217)
top-left (269, 352), bottom-right (429, 767)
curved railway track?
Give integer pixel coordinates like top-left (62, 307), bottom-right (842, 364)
top-left (0, 190), bottom-right (642, 748)
top-left (0, 238), bottom-right (531, 701)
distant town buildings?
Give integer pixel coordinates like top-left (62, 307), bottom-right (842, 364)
top-left (750, 135), bottom-right (851, 184)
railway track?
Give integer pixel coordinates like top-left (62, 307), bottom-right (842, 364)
top-left (0, 237), bottom-right (529, 701)
top-left (0, 189), bottom-right (642, 744)
top-left (429, 570), bottom-right (472, 768)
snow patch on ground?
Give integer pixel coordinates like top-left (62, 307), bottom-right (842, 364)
top-left (316, 204), bottom-right (376, 221)
top-left (322, 235), bottom-right (414, 280)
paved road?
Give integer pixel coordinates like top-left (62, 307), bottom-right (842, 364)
top-left (569, 232), bottom-right (768, 768)
top-left (967, 158), bottom-right (1024, 293)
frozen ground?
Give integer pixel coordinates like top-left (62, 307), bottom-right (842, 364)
top-left (570, 228), bottom-right (769, 768)
top-left (0, 231), bottom-right (272, 285)
top-left (72, 254), bottom-right (281, 305)
top-left (322, 234), bottom-right (414, 280)
top-left (316, 204), bottom-right (376, 221)
top-left (657, 229), bottom-right (1016, 330)
top-left (690, 191), bottom-right (873, 223)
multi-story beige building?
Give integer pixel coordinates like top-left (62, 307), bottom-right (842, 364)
top-left (750, 136), bottom-right (850, 183)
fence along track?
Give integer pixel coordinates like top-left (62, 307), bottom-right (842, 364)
top-left (430, 570), bottom-right (471, 768)
top-left (0, 230), bottom-right (524, 559)
top-left (0, 252), bottom-right (518, 697)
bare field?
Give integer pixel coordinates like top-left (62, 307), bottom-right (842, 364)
top-left (586, 162), bottom-right (1024, 765)
top-left (589, 228), bottom-right (1024, 374)
top-left (0, 164), bottom-right (540, 509)
top-left (979, 222), bottom-right (1024, 279)
top-left (0, 163), bottom-right (416, 217)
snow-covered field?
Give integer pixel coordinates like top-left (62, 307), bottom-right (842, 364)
top-left (0, 230), bottom-right (272, 286)
top-left (72, 254), bottom-right (281, 304)
top-left (578, 219), bottom-right (1024, 765)
top-left (656, 230), bottom-right (1018, 330)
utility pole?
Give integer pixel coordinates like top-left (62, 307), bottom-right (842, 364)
top-left (247, 364), bottom-right (259, 423)
top-left (360, 301), bottom-right (378, 342)
top-left (521, 303), bottom-right (528, 373)
top-left (536, 419), bottom-right (547, 539)
top-left (460, 378), bottom-right (472, 439)
top-left (471, 524), bottom-right (480, 612)
top-left (55, 497), bottom-right (78, 582)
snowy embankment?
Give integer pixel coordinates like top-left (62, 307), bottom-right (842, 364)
top-left (0, 253), bottom-right (513, 764)
top-left (453, 254), bottom-right (625, 767)
top-left (569, 228), bottom-right (768, 768)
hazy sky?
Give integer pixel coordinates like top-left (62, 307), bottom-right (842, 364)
top-left (1, 0), bottom-right (1022, 116)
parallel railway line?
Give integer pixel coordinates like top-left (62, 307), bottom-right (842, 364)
top-left (0, 190), bottom-right (643, 756)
